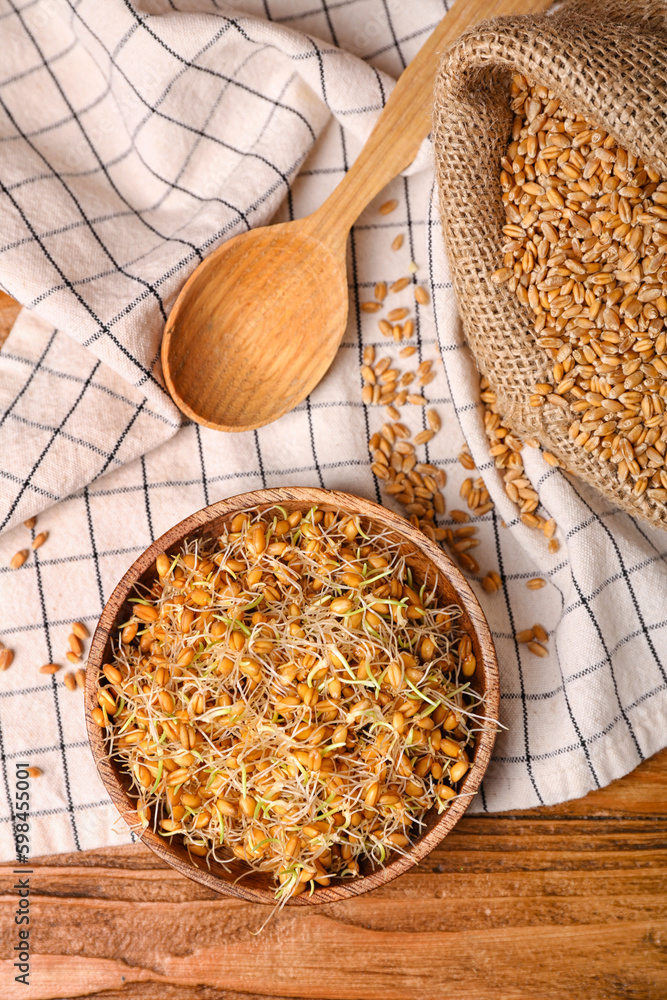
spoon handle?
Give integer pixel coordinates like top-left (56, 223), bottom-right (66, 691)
top-left (309, 0), bottom-right (552, 248)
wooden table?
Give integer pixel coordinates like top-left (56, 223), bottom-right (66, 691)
top-left (1, 295), bottom-right (666, 999)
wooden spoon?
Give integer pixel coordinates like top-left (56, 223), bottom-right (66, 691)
top-left (162, 0), bottom-right (551, 433)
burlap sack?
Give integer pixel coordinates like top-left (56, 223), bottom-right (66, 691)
top-left (433, 0), bottom-right (667, 529)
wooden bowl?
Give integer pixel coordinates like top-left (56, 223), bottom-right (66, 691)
top-left (86, 487), bottom-right (499, 905)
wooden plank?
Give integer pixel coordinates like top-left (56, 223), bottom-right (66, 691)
top-left (3, 820), bottom-right (664, 898)
top-left (0, 867), bottom-right (665, 999)
top-left (3, 831), bottom-right (665, 898)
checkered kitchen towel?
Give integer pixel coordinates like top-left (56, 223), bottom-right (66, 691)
top-left (0, 0), bottom-right (665, 861)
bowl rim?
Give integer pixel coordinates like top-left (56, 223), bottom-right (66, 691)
top-left (85, 486), bottom-right (499, 905)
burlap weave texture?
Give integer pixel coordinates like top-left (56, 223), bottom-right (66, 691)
top-left (433, 0), bottom-right (667, 528)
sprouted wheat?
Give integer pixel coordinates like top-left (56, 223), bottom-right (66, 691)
top-left (96, 505), bottom-right (490, 901)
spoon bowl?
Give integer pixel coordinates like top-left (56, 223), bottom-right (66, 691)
top-left (162, 223), bottom-right (348, 431)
